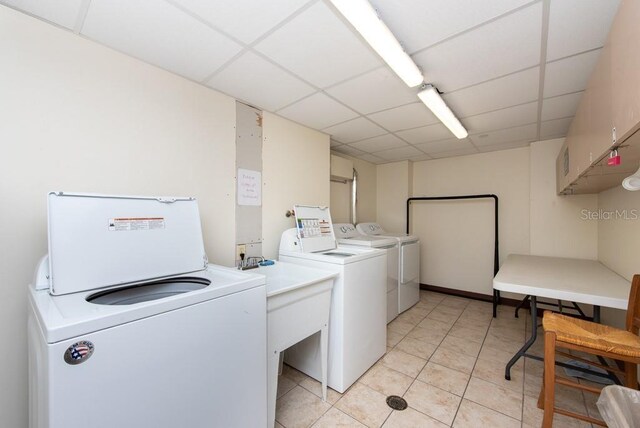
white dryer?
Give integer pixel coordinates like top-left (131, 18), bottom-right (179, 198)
top-left (333, 223), bottom-right (399, 323)
top-left (278, 206), bottom-right (386, 393)
top-left (28, 192), bottom-right (267, 428)
top-left (357, 222), bottom-right (420, 313)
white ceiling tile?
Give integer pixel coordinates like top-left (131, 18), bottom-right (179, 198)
top-left (323, 117), bottom-right (386, 143)
top-left (409, 154), bottom-right (432, 162)
top-left (469, 123), bottom-right (537, 146)
top-left (428, 147), bottom-right (479, 159)
top-left (443, 67), bottom-right (539, 117)
top-left (332, 145), bottom-right (365, 157)
top-left (413, 3), bottom-right (542, 92)
top-left (395, 123), bottom-right (454, 144)
top-left (349, 134), bottom-right (407, 153)
top-left (477, 139), bottom-right (531, 153)
top-left (367, 103), bottom-right (439, 132)
top-left (277, 93), bottom-right (358, 129)
top-left (546, 0), bottom-right (620, 61)
top-left (170, 0), bottom-right (309, 44)
top-left (330, 139), bottom-right (343, 148)
top-left (369, 0), bottom-right (533, 53)
top-left (543, 49), bottom-right (601, 98)
top-left (326, 67), bottom-right (417, 114)
top-left (206, 51), bottom-right (314, 111)
top-left (357, 153), bottom-right (385, 164)
top-left (541, 92), bottom-right (583, 121)
top-left (540, 117), bottom-right (573, 139)
top-left (373, 145), bottom-right (423, 161)
top-left (82, 0), bottom-right (242, 82)
top-left (464, 102), bottom-right (538, 134)
top-left (415, 138), bottom-right (474, 154)
top-left (1, 0), bottom-right (83, 29)
top-left (254, 1), bottom-right (381, 88)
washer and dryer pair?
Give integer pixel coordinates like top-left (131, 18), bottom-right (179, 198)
top-left (29, 193), bottom-right (267, 428)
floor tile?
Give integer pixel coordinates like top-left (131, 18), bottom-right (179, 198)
top-left (276, 422), bottom-right (284, 428)
top-left (359, 364), bottom-right (414, 397)
top-left (440, 296), bottom-right (470, 309)
top-left (387, 318), bottom-right (415, 336)
top-left (382, 407), bottom-right (449, 427)
top-left (477, 343), bottom-right (518, 365)
top-left (482, 332), bottom-right (524, 354)
top-left (439, 334), bottom-right (482, 357)
top-left (299, 376), bottom-right (343, 404)
top-left (311, 407), bottom-right (365, 427)
top-left (430, 347), bottom-right (477, 374)
top-left (487, 325), bottom-right (526, 342)
top-left (335, 383), bottom-right (393, 428)
top-left (396, 306), bottom-right (429, 325)
top-left (282, 364), bottom-right (309, 384)
top-left (425, 310), bottom-right (459, 325)
top-left (395, 336), bottom-right (438, 359)
top-left (277, 375), bottom-right (298, 398)
top-left (463, 377), bottom-right (523, 420)
top-left (522, 393), bottom-right (592, 427)
top-left (404, 380), bottom-right (461, 425)
top-left (276, 385), bottom-right (331, 428)
top-left (447, 324), bottom-right (487, 343)
top-left (381, 349), bottom-right (427, 378)
top-left (386, 330), bottom-right (404, 348)
top-left (453, 399), bottom-right (520, 428)
top-left (406, 326), bottom-right (447, 345)
top-left (417, 362), bottom-right (470, 396)
top-left (418, 318), bottom-right (453, 334)
top-left (472, 356), bottom-right (524, 393)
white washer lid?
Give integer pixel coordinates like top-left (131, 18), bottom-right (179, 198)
top-left (47, 192), bottom-right (208, 295)
top-left (293, 205), bottom-right (336, 253)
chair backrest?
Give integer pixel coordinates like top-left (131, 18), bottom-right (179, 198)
top-left (626, 274), bottom-right (640, 334)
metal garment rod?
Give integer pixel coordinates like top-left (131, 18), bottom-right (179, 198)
top-left (406, 194), bottom-right (501, 316)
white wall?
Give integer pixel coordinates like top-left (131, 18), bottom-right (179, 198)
top-left (262, 112), bottom-right (330, 259)
top-left (376, 161), bottom-right (411, 233)
top-left (411, 148), bottom-right (531, 295)
top-left (530, 139), bottom-right (598, 259)
top-left (330, 153), bottom-right (377, 224)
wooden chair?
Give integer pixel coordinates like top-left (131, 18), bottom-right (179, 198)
top-left (538, 274), bottom-right (640, 427)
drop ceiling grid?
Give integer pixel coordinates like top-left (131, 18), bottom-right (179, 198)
top-left (0, 0), bottom-right (622, 163)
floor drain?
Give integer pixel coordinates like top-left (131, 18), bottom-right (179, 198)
top-left (386, 395), bottom-right (408, 410)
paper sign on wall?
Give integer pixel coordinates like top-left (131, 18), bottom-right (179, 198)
top-left (237, 168), bottom-right (262, 206)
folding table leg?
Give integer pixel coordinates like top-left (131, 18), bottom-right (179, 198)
top-left (505, 296), bottom-right (537, 380)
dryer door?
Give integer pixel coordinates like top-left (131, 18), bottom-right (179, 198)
top-left (400, 241), bottom-right (420, 284)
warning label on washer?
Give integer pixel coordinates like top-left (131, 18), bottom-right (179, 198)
top-left (108, 217), bottom-right (165, 231)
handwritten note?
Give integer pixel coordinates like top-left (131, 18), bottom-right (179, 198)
top-left (237, 168), bottom-right (262, 206)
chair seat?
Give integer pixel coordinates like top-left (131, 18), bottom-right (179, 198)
top-left (543, 312), bottom-right (640, 358)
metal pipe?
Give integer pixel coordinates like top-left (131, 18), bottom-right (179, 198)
top-left (351, 168), bottom-right (358, 225)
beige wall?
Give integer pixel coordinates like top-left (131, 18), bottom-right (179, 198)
top-left (262, 112), bottom-right (330, 259)
top-left (329, 153), bottom-right (377, 224)
top-left (530, 139), bottom-right (598, 259)
top-left (0, 8), bottom-right (239, 427)
top-left (376, 161), bottom-right (411, 233)
top-left (411, 148), bottom-right (531, 295)
top-left (598, 185), bottom-right (640, 327)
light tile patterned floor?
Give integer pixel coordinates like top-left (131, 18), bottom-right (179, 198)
top-left (275, 290), bottom-right (602, 427)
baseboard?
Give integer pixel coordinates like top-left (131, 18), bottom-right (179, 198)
top-left (419, 283), bottom-right (524, 307)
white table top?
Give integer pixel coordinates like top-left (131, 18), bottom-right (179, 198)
top-left (493, 254), bottom-right (630, 309)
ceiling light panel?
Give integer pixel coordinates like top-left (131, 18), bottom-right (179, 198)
top-left (443, 67), bottom-right (539, 117)
top-left (82, 0), bottom-right (242, 82)
top-left (368, 0), bottom-right (533, 53)
top-left (329, 0), bottom-right (423, 87)
top-left (206, 51), bottom-right (314, 112)
top-left (1, 0), bottom-right (84, 29)
top-left (413, 3), bottom-right (541, 92)
top-left (543, 49), bottom-right (601, 98)
top-left (546, 0), bottom-right (620, 61)
top-left (170, 0), bottom-right (309, 44)
top-left (541, 92), bottom-right (583, 121)
top-left (254, 1), bottom-right (381, 88)
top-left (323, 117), bottom-right (387, 143)
top-left (367, 102), bottom-right (439, 131)
top-left (326, 67), bottom-right (417, 114)
top-left (276, 92), bottom-right (358, 129)
top-left (349, 134), bottom-right (407, 152)
top-left (418, 85), bottom-right (468, 138)
top-left (463, 102), bottom-right (538, 134)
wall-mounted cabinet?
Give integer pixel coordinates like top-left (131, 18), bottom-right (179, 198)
top-left (557, 0), bottom-right (640, 195)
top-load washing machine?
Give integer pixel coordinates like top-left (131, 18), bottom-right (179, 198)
top-left (28, 192), bottom-right (267, 428)
top-left (357, 222), bottom-right (420, 313)
top-left (278, 205), bottom-right (386, 393)
top-left (333, 223), bottom-right (399, 323)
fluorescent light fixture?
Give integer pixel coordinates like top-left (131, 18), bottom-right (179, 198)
top-left (329, 0), bottom-right (423, 87)
top-left (623, 165), bottom-right (640, 191)
top-left (417, 85), bottom-right (468, 139)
